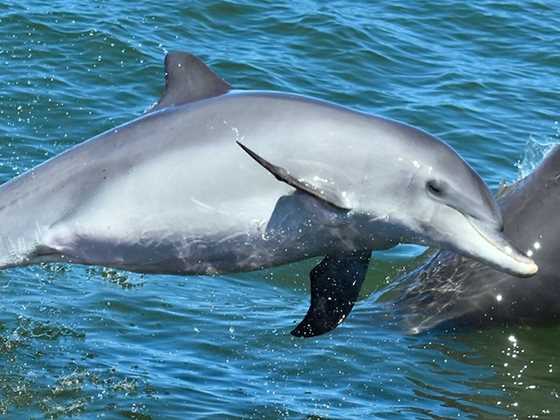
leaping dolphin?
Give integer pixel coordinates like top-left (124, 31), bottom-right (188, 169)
top-left (393, 145), bottom-right (560, 333)
top-left (0, 52), bottom-right (537, 337)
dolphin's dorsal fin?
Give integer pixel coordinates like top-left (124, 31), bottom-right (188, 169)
top-left (151, 52), bottom-right (231, 111)
top-left (236, 141), bottom-right (352, 211)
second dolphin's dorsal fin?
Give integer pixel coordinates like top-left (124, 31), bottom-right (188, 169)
top-left (151, 52), bottom-right (231, 111)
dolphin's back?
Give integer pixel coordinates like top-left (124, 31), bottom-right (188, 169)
top-left (0, 90), bottom-right (474, 273)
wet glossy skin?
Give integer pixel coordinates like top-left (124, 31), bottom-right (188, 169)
top-left (0, 92), bottom-right (534, 275)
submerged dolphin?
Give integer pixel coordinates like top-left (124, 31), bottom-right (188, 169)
top-left (393, 145), bottom-right (560, 333)
top-left (0, 52), bottom-right (536, 337)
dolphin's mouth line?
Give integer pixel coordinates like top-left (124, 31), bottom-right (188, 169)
top-left (465, 215), bottom-right (530, 265)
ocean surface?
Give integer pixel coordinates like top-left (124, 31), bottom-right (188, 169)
top-left (0, 1), bottom-right (559, 418)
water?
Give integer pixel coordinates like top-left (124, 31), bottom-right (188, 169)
top-left (0, 1), bottom-right (559, 418)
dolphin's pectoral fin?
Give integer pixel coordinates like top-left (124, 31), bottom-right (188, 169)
top-left (236, 141), bottom-right (351, 211)
top-left (291, 249), bottom-right (372, 338)
top-left (151, 52), bottom-right (231, 112)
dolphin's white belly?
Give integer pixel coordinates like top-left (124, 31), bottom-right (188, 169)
top-left (43, 139), bottom-right (324, 274)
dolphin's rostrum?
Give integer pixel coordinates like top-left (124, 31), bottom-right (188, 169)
top-left (0, 52), bottom-right (537, 337)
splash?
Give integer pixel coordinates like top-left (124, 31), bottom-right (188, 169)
top-left (516, 121), bottom-right (560, 179)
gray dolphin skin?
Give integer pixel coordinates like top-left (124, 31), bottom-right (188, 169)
top-left (0, 52), bottom-right (537, 337)
top-left (394, 145), bottom-right (560, 333)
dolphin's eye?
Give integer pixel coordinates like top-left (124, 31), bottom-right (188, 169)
top-left (426, 180), bottom-right (445, 197)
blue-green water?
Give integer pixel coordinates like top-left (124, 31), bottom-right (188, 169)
top-left (1, 1), bottom-right (559, 418)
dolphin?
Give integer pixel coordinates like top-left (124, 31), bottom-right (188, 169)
top-left (0, 52), bottom-right (537, 337)
top-left (393, 145), bottom-right (560, 333)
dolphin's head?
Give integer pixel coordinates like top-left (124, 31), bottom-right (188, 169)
top-left (413, 158), bottom-right (537, 277)
top-left (367, 124), bottom-right (538, 277)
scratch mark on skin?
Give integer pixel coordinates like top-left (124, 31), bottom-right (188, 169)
top-left (190, 197), bottom-right (232, 217)
top-left (190, 197), bottom-right (216, 211)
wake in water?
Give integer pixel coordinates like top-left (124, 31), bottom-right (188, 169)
top-left (516, 122), bottom-right (560, 179)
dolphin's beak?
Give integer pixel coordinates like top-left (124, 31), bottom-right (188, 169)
top-left (462, 216), bottom-right (538, 277)
top-left (428, 181), bottom-right (538, 277)
top-left (423, 204), bottom-right (538, 277)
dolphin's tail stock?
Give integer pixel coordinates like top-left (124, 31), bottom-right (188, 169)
top-left (0, 238), bottom-right (30, 270)
top-left (0, 223), bottom-right (66, 270)
top-left (0, 190), bottom-right (70, 270)
top-left (0, 177), bottom-right (63, 271)
top-left (0, 187), bottom-right (32, 269)
top-left (0, 228), bottom-right (46, 270)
